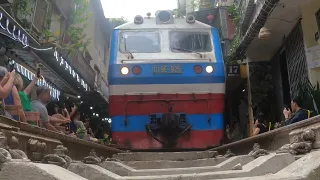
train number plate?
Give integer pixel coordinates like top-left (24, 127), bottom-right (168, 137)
top-left (152, 65), bottom-right (182, 74)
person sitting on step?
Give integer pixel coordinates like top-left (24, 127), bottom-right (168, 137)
top-left (31, 86), bottom-right (70, 133)
top-left (283, 97), bottom-right (309, 125)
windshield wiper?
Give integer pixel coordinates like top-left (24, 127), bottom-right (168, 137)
top-left (124, 38), bottom-right (134, 59)
top-left (172, 47), bottom-right (204, 58)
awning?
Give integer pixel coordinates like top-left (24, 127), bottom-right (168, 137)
top-left (0, 7), bottom-right (92, 96)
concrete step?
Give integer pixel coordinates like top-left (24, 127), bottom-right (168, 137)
top-left (208, 150), bottom-right (320, 180)
top-left (0, 161), bottom-right (87, 180)
top-left (123, 157), bottom-right (226, 169)
top-left (67, 152), bottom-right (315, 180)
top-left (5, 150), bottom-right (320, 180)
top-left (99, 155), bottom-right (254, 176)
top-left (119, 153), bottom-right (295, 180)
top-left (112, 151), bottom-right (218, 161)
top-left (68, 162), bottom-right (121, 180)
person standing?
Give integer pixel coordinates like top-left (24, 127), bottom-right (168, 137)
top-left (0, 66), bottom-right (15, 117)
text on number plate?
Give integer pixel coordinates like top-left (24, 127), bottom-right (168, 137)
top-left (152, 65), bottom-right (182, 74)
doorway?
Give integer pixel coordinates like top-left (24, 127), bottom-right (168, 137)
top-left (279, 50), bottom-right (291, 106)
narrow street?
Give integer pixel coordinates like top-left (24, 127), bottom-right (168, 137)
top-left (0, 0), bottom-right (319, 179)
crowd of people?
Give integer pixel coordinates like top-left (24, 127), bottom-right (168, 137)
top-left (0, 66), bottom-right (98, 142)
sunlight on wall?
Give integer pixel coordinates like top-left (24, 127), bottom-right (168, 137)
top-left (301, 0), bottom-right (320, 85)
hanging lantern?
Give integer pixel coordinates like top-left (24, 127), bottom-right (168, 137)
top-left (207, 13), bottom-right (214, 23)
top-left (259, 27), bottom-right (272, 39)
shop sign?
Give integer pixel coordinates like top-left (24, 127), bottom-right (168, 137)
top-left (54, 50), bottom-right (89, 91)
top-left (0, 12), bottom-right (29, 47)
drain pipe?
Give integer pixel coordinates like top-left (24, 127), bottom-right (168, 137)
top-left (231, 0), bottom-right (280, 59)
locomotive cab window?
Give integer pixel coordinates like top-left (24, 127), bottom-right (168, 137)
top-left (170, 31), bottom-right (212, 53)
top-left (119, 31), bottom-right (161, 53)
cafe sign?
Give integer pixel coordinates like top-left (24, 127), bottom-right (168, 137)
top-left (54, 50), bottom-right (89, 91)
top-left (0, 12), bottom-right (29, 47)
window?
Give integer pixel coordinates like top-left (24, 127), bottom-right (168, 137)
top-left (316, 9), bottom-right (320, 32)
top-left (170, 31), bottom-right (212, 53)
top-left (119, 32), bottom-right (161, 53)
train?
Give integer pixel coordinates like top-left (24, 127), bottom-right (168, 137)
top-left (108, 10), bottom-right (225, 150)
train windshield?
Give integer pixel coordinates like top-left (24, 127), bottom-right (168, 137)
top-left (170, 31), bottom-right (212, 53)
top-left (119, 31), bottom-right (161, 53)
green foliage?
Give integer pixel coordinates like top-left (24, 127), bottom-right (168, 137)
top-left (98, 134), bottom-right (114, 146)
top-left (295, 80), bottom-right (320, 114)
top-left (173, 8), bottom-right (184, 18)
top-left (108, 17), bottom-right (128, 28)
top-left (226, 3), bottom-right (241, 61)
top-left (227, 4), bottom-right (240, 26)
top-left (39, 0), bottom-right (91, 55)
top-left (61, 0), bottom-right (92, 55)
top-left (76, 127), bottom-right (86, 139)
top-left (10, 0), bottom-right (34, 28)
top-left (225, 35), bottom-right (241, 64)
top-left (188, 0), bottom-right (214, 11)
top-left (249, 62), bottom-right (274, 119)
top-left (10, 0), bottom-right (92, 55)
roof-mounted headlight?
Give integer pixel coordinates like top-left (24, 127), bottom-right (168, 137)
top-left (186, 14), bottom-right (196, 24)
top-left (134, 15), bottom-right (144, 24)
top-left (156, 10), bottom-right (174, 24)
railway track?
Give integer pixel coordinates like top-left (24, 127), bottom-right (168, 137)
top-left (1, 115), bottom-right (320, 179)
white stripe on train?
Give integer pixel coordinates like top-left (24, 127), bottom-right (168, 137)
top-left (109, 83), bottom-right (225, 96)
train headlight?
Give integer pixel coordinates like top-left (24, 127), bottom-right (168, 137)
top-left (121, 67), bottom-right (129, 75)
top-left (206, 65), bottom-right (214, 73)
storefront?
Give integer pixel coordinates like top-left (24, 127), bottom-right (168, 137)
top-left (0, 6), bottom-right (90, 100)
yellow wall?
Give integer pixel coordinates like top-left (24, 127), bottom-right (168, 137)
top-left (301, 0), bottom-right (320, 84)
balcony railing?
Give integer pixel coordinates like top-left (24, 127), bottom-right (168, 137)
top-left (1, 0), bottom-right (52, 41)
top-left (5, 0), bottom-right (51, 40)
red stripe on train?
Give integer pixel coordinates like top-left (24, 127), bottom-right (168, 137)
top-left (112, 130), bottom-right (223, 150)
top-left (109, 93), bottom-right (225, 116)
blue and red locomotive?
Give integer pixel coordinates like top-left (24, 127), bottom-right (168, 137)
top-left (108, 10), bottom-right (225, 150)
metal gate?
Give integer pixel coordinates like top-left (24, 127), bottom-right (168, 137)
top-left (285, 21), bottom-right (309, 98)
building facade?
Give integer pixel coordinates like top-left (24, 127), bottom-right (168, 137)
top-left (0, 0), bottom-right (111, 116)
top-left (233, 0), bottom-right (320, 130)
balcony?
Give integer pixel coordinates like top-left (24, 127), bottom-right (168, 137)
top-left (0, 0), bottom-right (53, 41)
